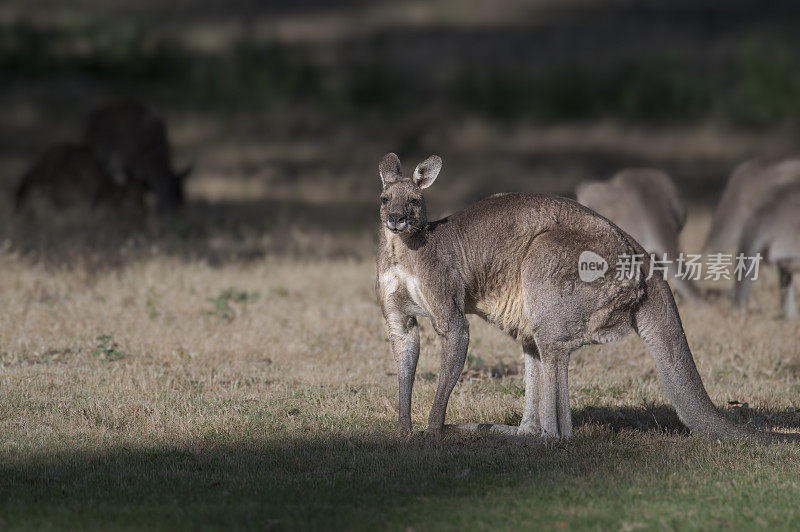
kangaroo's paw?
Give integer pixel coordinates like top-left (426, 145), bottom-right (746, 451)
top-left (450, 423), bottom-right (519, 435)
top-left (447, 423), bottom-right (545, 445)
top-left (516, 422), bottom-right (541, 437)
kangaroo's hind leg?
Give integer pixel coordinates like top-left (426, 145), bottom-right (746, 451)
top-left (426, 313), bottom-right (470, 438)
top-left (518, 343), bottom-right (542, 436)
top-left (537, 342), bottom-right (572, 439)
top-left (778, 266), bottom-right (796, 318)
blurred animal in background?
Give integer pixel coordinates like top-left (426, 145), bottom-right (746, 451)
top-left (14, 143), bottom-right (133, 213)
top-left (703, 158), bottom-right (800, 254)
top-left (14, 99), bottom-right (189, 217)
top-left (734, 182), bottom-right (800, 318)
top-left (84, 99), bottom-right (189, 214)
top-left (576, 168), bottom-right (701, 300)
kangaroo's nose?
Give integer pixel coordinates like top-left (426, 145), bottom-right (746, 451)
top-left (386, 214), bottom-right (406, 231)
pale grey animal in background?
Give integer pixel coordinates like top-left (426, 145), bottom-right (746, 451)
top-left (703, 158), bottom-right (800, 254)
top-left (576, 168), bottom-right (700, 300)
top-left (734, 183), bottom-right (800, 318)
top-left (375, 153), bottom-right (799, 443)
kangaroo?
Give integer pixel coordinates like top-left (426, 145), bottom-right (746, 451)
top-left (375, 153), bottom-right (799, 443)
top-left (14, 143), bottom-right (133, 212)
top-left (576, 168), bottom-right (700, 300)
top-left (703, 158), bottom-right (800, 254)
top-left (84, 99), bottom-right (189, 214)
top-left (734, 182), bottom-right (800, 318)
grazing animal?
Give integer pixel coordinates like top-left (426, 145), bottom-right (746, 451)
top-left (84, 99), bottom-right (189, 214)
top-left (576, 168), bottom-right (700, 300)
top-left (375, 153), bottom-right (799, 442)
top-left (704, 158), bottom-right (800, 254)
top-left (734, 183), bottom-right (800, 318)
top-left (14, 143), bottom-right (130, 211)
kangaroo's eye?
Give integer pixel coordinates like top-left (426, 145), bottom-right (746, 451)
top-left (381, 197), bottom-right (389, 205)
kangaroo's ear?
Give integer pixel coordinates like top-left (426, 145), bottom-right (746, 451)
top-left (379, 153), bottom-right (402, 188)
top-left (412, 155), bottom-right (442, 189)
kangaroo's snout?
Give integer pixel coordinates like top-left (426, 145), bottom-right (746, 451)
top-left (386, 213), bottom-right (407, 232)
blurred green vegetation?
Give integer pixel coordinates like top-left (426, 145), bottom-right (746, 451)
top-left (3, 21), bottom-right (800, 127)
top-left (452, 46), bottom-right (800, 127)
top-left (0, 22), bottom-right (184, 81)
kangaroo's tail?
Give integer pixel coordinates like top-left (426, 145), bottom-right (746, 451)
top-left (636, 276), bottom-right (798, 443)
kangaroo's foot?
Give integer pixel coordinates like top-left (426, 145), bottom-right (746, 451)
top-left (516, 421), bottom-right (541, 436)
top-left (423, 424), bottom-right (444, 442)
top-left (450, 423), bottom-right (519, 436)
top-left (396, 419), bottom-right (412, 440)
top-left (447, 423), bottom-right (546, 444)
top-left (520, 343), bottom-right (542, 436)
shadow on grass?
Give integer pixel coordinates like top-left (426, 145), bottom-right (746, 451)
top-left (3, 405), bottom-right (799, 529)
top-left (0, 432), bottom-right (644, 529)
top-left (574, 404), bottom-right (800, 434)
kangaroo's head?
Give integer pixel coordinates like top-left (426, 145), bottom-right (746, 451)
top-left (378, 153), bottom-right (441, 234)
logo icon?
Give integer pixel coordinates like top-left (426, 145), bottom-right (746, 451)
top-left (578, 251), bottom-right (608, 282)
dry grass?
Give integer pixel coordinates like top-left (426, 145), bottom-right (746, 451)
top-left (4, 1), bottom-right (800, 526)
top-left (1, 206), bottom-right (800, 529)
top-left (2, 105), bottom-right (800, 530)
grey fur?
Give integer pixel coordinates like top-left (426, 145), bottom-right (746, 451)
top-left (576, 168), bottom-right (700, 300)
top-left (85, 99), bottom-right (188, 214)
top-left (14, 143), bottom-right (131, 211)
top-left (704, 158), bottom-right (800, 253)
top-left (375, 153), bottom-right (800, 443)
top-left (734, 183), bottom-right (800, 318)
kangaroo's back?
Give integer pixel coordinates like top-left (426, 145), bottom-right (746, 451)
top-left (15, 143), bottom-right (115, 211)
top-left (576, 168), bottom-right (685, 254)
top-left (443, 192), bottom-right (641, 278)
top-left (740, 182), bottom-right (800, 264)
top-left (431, 193), bottom-right (645, 343)
top-left (705, 158), bottom-right (800, 253)
top-left (575, 170), bottom-right (700, 300)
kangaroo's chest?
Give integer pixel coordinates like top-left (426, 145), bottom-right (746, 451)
top-left (380, 265), bottom-right (432, 317)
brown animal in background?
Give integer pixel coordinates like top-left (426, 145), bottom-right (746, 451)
top-left (576, 168), bottom-right (701, 300)
top-left (734, 182), bottom-right (800, 319)
top-left (375, 152), bottom-right (799, 443)
top-left (85, 99), bottom-right (189, 214)
top-left (14, 143), bottom-right (131, 212)
top-left (704, 158), bottom-right (800, 254)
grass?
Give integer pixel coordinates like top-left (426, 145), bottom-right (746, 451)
top-left (1, 220), bottom-right (799, 529)
top-left (206, 287), bottom-right (260, 322)
top-left (3, 4), bottom-right (800, 527)
top-left (4, 431), bottom-right (800, 530)
top-left (93, 334), bottom-right (131, 361)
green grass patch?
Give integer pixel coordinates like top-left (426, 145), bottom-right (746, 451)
top-left (206, 288), bottom-right (259, 322)
top-left (2, 427), bottom-right (800, 530)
